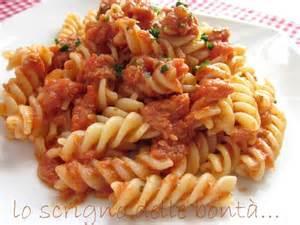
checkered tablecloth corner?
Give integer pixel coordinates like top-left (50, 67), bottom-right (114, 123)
top-left (164, 0), bottom-right (300, 46)
top-left (1, 0), bottom-right (300, 46)
top-left (0, 0), bottom-right (40, 21)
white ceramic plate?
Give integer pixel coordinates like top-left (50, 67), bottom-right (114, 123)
top-left (0, 1), bottom-right (298, 225)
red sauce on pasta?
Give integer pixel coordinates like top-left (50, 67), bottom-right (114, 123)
top-left (38, 156), bottom-right (61, 186)
top-left (122, 57), bottom-right (188, 97)
top-left (85, 16), bottom-right (117, 54)
top-left (72, 85), bottom-right (97, 131)
top-left (39, 79), bottom-right (83, 119)
top-left (208, 41), bottom-right (234, 62)
top-left (151, 139), bottom-right (188, 163)
top-left (208, 28), bottom-right (230, 42)
top-left (122, 0), bottom-right (155, 29)
top-left (50, 37), bottom-right (81, 70)
top-left (260, 111), bottom-right (272, 127)
top-left (141, 94), bottom-right (190, 140)
top-left (231, 128), bottom-right (256, 148)
top-left (22, 54), bottom-right (47, 79)
top-left (191, 79), bottom-right (234, 106)
top-left (161, 5), bottom-right (199, 36)
top-left (79, 54), bottom-right (116, 84)
top-left (172, 58), bottom-right (190, 77)
top-left (63, 161), bottom-right (90, 193)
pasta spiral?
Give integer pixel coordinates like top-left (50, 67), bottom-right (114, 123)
top-left (4, 95), bottom-right (67, 140)
top-left (53, 146), bottom-right (174, 193)
top-left (50, 112), bottom-right (159, 161)
top-left (57, 13), bottom-right (84, 41)
top-left (235, 104), bottom-right (286, 180)
top-left (63, 46), bottom-right (91, 80)
top-left (115, 17), bottom-right (163, 57)
top-left (0, 0), bottom-right (287, 215)
top-left (160, 35), bottom-right (209, 67)
top-left (0, 46), bottom-right (53, 116)
top-left (255, 80), bottom-right (275, 117)
top-left (200, 138), bottom-right (241, 177)
top-left (53, 160), bottom-right (108, 193)
top-left (4, 45), bottom-right (53, 70)
top-left (170, 132), bottom-right (216, 176)
top-left (229, 74), bottom-right (261, 131)
top-left (208, 97), bottom-right (235, 135)
top-left (109, 173), bottom-right (237, 215)
top-left (83, 10), bottom-right (97, 27)
top-left (97, 79), bottom-right (118, 111)
top-left (190, 97), bottom-right (234, 133)
top-left (114, 16), bottom-right (220, 68)
top-left (122, 56), bottom-right (188, 97)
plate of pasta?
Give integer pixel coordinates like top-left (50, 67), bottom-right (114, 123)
top-left (0, 0), bottom-right (298, 225)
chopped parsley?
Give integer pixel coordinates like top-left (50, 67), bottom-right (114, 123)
top-left (54, 38), bottom-right (59, 45)
top-left (59, 44), bottom-right (69, 52)
top-left (207, 41), bottom-right (214, 50)
top-left (200, 33), bottom-right (209, 42)
top-left (75, 39), bottom-right (81, 47)
top-left (104, 15), bottom-right (109, 22)
top-left (176, 1), bottom-right (188, 8)
top-left (192, 60), bottom-right (210, 73)
top-left (274, 100), bottom-right (277, 104)
top-left (114, 64), bottom-right (124, 77)
top-left (200, 33), bottom-right (214, 50)
top-left (160, 64), bottom-right (169, 73)
top-left (149, 27), bottom-right (160, 39)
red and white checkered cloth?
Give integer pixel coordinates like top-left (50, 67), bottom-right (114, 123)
top-left (1, 0), bottom-right (300, 46)
top-left (0, 0), bottom-right (40, 21)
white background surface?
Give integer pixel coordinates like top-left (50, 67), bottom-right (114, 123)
top-left (0, 0), bottom-right (299, 225)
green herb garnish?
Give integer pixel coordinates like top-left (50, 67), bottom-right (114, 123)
top-left (104, 15), bottom-right (109, 22)
top-left (206, 41), bottom-right (214, 50)
top-left (114, 64), bottom-right (124, 77)
top-left (59, 44), bottom-right (69, 52)
top-left (54, 38), bottom-right (59, 45)
top-left (75, 39), bottom-right (81, 47)
top-left (160, 64), bottom-right (169, 73)
top-left (274, 100), bottom-right (277, 104)
top-left (200, 33), bottom-right (209, 42)
top-left (200, 33), bottom-right (214, 50)
top-left (192, 60), bottom-right (210, 73)
top-left (176, 1), bottom-right (188, 8)
top-left (149, 27), bottom-right (160, 39)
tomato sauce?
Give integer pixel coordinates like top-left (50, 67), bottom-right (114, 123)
top-left (208, 28), bottom-right (230, 42)
top-left (122, 0), bottom-right (155, 29)
top-left (151, 139), bottom-right (188, 163)
top-left (208, 41), bottom-right (234, 62)
top-left (191, 79), bottom-right (234, 107)
top-left (71, 85), bottom-right (97, 131)
top-left (38, 156), bottom-right (61, 186)
top-left (141, 94), bottom-right (191, 140)
top-left (39, 79), bottom-right (83, 119)
top-left (161, 5), bottom-right (199, 36)
top-left (79, 54), bottom-right (116, 84)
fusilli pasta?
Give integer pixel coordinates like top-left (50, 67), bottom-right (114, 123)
top-left (110, 173), bottom-right (237, 215)
top-left (0, 0), bottom-right (287, 216)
